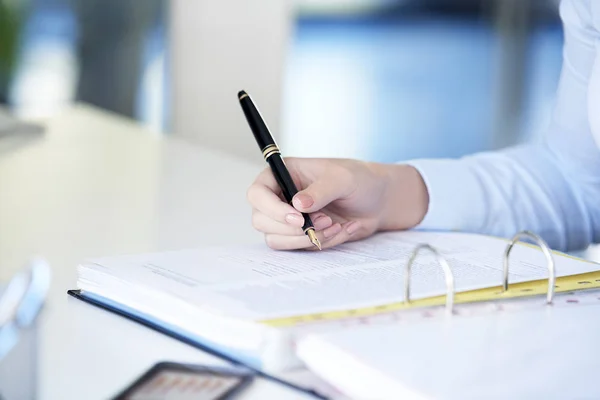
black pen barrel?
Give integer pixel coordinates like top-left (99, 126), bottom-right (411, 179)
top-left (238, 89), bottom-right (317, 243)
top-left (267, 155), bottom-right (314, 232)
top-left (238, 91), bottom-right (274, 151)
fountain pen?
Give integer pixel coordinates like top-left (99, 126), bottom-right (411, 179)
top-left (238, 90), bottom-right (321, 250)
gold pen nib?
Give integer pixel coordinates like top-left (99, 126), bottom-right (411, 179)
top-left (306, 228), bottom-right (322, 250)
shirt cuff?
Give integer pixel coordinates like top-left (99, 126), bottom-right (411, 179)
top-left (404, 158), bottom-right (487, 232)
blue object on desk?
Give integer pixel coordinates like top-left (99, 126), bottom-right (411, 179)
top-left (0, 258), bottom-right (51, 400)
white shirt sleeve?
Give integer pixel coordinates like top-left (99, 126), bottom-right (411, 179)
top-left (407, 0), bottom-right (600, 252)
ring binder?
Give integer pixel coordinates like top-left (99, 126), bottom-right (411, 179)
top-left (502, 230), bottom-right (556, 304)
top-left (262, 232), bottom-right (600, 328)
top-left (405, 244), bottom-right (455, 314)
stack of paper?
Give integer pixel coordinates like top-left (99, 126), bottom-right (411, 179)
top-left (75, 231), bottom-right (599, 373)
top-left (297, 302), bottom-right (600, 399)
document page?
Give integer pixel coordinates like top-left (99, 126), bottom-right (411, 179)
top-left (297, 302), bottom-right (600, 400)
top-left (81, 231), bottom-right (599, 320)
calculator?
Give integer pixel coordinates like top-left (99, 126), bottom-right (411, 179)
top-left (112, 362), bottom-right (255, 400)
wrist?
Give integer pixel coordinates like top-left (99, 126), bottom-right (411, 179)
top-left (373, 163), bottom-right (429, 231)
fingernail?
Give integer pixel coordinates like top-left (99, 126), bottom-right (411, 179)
top-left (285, 213), bottom-right (304, 225)
top-left (323, 223), bottom-right (342, 239)
top-left (345, 221), bottom-right (361, 235)
top-left (314, 215), bottom-right (332, 230)
top-left (293, 194), bottom-right (314, 209)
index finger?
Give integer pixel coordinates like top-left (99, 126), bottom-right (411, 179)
top-left (247, 168), bottom-right (302, 225)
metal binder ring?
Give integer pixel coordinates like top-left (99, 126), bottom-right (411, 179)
top-left (404, 244), bottom-right (455, 314)
top-left (503, 230), bottom-right (555, 304)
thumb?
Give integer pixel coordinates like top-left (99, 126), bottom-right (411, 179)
top-left (292, 175), bottom-right (351, 213)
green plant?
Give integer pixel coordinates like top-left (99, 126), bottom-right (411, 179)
top-left (0, 0), bottom-right (25, 103)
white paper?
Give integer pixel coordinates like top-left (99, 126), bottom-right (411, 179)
top-left (81, 231), bottom-right (600, 320)
top-left (297, 302), bottom-right (600, 399)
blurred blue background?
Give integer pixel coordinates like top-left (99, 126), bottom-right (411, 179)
top-left (281, 1), bottom-right (563, 162)
top-left (0, 0), bottom-right (563, 163)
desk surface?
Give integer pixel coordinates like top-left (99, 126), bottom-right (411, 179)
top-left (0, 105), bottom-right (325, 399)
top-left (4, 104), bottom-right (600, 400)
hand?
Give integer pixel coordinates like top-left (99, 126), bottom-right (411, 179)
top-left (246, 157), bottom-right (429, 250)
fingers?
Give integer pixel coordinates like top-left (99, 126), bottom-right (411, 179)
top-left (308, 221), bottom-right (370, 250)
top-left (318, 221), bottom-right (364, 249)
top-left (249, 163), bottom-right (353, 226)
top-left (291, 169), bottom-right (354, 214)
top-left (247, 168), bottom-right (301, 225)
top-left (252, 210), bottom-right (333, 236)
top-left (265, 222), bottom-right (342, 250)
top-left (264, 222), bottom-right (354, 250)
top-left (248, 162), bottom-right (367, 251)
top-left (261, 219), bottom-right (369, 251)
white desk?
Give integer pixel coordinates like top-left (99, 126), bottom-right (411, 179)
top-left (0, 105), bottom-right (326, 399)
top-left (5, 104), bottom-right (600, 400)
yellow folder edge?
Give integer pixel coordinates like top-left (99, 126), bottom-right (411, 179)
top-left (259, 241), bottom-right (600, 328)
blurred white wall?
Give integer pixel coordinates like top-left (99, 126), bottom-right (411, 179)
top-left (169, 0), bottom-right (293, 163)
